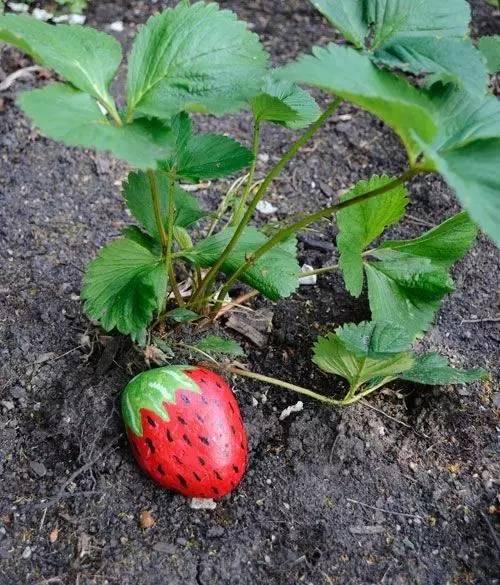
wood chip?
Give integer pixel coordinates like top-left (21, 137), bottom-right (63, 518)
top-left (226, 308), bottom-right (273, 348)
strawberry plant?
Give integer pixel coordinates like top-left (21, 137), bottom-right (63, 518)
top-left (0, 0), bottom-right (495, 412)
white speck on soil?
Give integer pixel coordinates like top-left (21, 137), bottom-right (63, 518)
top-left (189, 498), bottom-right (217, 510)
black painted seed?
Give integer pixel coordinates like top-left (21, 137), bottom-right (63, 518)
top-left (216, 382), bottom-right (222, 389)
top-left (231, 425), bottom-right (236, 435)
top-left (157, 464), bottom-right (165, 476)
top-left (145, 438), bottom-right (155, 454)
top-left (212, 487), bottom-right (219, 495)
top-left (177, 474), bottom-right (188, 488)
top-left (177, 416), bottom-right (187, 425)
top-left (166, 429), bottom-right (173, 442)
top-left (201, 396), bottom-right (209, 405)
top-left (198, 456), bottom-right (206, 466)
top-left (193, 471), bottom-right (201, 481)
top-left (147, 416), bottom-right (156, 427)
top-left (182, 433), bottom-right (192, 446)
top-left (199, 436), bottom-right (209, 445)
top-left (229, 402), bottom-right (235, 413)
top-left (181, 394), bottom-right (190, 404)
top-left (200, 378), bottom-right (207, 384)
top-left (214, 471), bottom-right (222, 481)
top-left (240, 442), bottom-right (245, 450)
top-left (196, 414), bottom-right (204, 423)
top-left (173, 455), bottom-right (183, 465)
top-left (232, 464), bottom-right (239, 473)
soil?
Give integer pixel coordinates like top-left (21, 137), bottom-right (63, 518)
top-left (1, 1), bottom-right (499, 584)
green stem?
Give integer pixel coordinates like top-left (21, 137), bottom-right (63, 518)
top-left (147, 170), bottom-right (168, 256)
top-left (298, 263), bottom-right (339, 278)
top-left (215, 168), bottom-right (421, 308)
top-left (191, 98), bottom-right (343, 307)
top-left (165, 172), bottom-right (185, 307)
top-left (224, 366), bottom-right (346, 406)
top-left (220, 366), bottom-right (394, 407)
top-left (231, 120), bottom-right (261, 225)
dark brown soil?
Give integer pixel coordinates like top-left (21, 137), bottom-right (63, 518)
top-left (0, 1), bottom-right (499, 584)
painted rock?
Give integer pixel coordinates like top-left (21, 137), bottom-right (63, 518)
top-left (121, 365), bottom-right (248, 498)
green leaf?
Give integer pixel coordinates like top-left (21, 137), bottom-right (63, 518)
top-left (121, 366), bottom-right (199, 436)
top-left (250, 78), bottom-right (321, 129)
top-left (337, 175), bottom-right (409, 296)
top-left (313, 330), bottom-right (413, 388)
top-left (365, 249), bottom-right (454, 338)
top-left (158, 113), bottom-right (253, 181)
top-left (81, 235), bottom-right (167, 344)
top-left (18, 84), bottom-right (175, 169)
top-left (169, 134), bottom-right (254, 182)
top-left (310, 0), bottom-right (366, 49)
top-left (126, 2), bottom-right (268, 120)
top-left (194, 335), bottom-right (244, 357)
top-left (478, 36), bottom-right (500, 74)
top-left (280, 44), bottom-right (437, 161)
top-left (182, 227), bottom-right (300, 301)
top-left (374, 37), bottom-right (488, 95)
top-left (400, 353), bottom-right (488, 385)
top-left (0, 14), bottom-right (121, 109)
top-left (310, 1), bottom-right (484, 93)
top-left (166, 308), bottom-right (199, 323)
top-left (380, 212), bottom-right (477, 268)
top-left (123, 171), bottom-right (205, 240)
top-left (417, 86), bottom-right (500, 245)
top-left (336, 321), bottom-right (412, 358)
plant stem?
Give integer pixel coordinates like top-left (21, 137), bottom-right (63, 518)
top-left (147, 170), bottom-right (168, 255)
top-left (298, 263), bottom-right (339, 278)
top-left (231, 120), bottom-right (261, 225)
top-left (216, 365), bottom-right (393, 407)
top-left (165, 172), bottom-right (185, 307)
top-left (190, 98), bottom-right (343, 307)
top-left (223, 366), bottom-right (346, 406)
top-left (214, 168), bottom-right (420, 308)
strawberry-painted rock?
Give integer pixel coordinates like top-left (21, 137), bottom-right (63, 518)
top-left (121, 365), bottom-right (248, 499)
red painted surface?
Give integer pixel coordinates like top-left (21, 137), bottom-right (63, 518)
top-left (127, 368), bottom-right (248, 498)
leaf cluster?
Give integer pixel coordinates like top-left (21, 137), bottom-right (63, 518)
top-left (313, 321), bottom-right (487, 402)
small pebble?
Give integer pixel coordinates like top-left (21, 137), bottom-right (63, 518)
top-left (29, 461), bottom-right (47, 477)
top-left (256, 200), bottom-right (278, 215)
top-left (189, 498), bottom-right (217, 510)
top-left (32, 8), bottom-right (52, 20)
top-left (21, 546), bottom-right (31, 560)
top-left (108, 21), bottom-right (124, 32)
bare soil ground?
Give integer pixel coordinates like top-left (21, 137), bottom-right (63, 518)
top-left (0, 1), bottom-right (499, 584)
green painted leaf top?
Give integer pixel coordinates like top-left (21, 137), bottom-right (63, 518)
top-left (126, 1), bottom-right (268, 120)
top-left (121, 366), bottom-right (199, 436)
